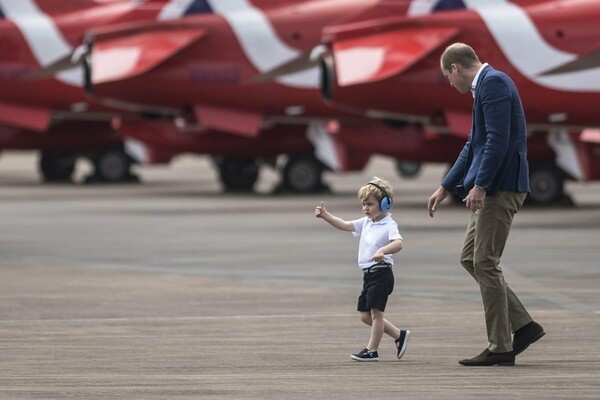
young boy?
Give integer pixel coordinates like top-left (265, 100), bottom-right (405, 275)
top-left (314, 177), bottom-right (409, 362)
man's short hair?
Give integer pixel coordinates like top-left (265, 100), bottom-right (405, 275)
top-left (440, 42), bottom-right (480, 71)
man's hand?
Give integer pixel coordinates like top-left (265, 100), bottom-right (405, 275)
top-left (428, 186), bottom-right (448, 217)
top-left (463, 186), bottom-right (486, 212)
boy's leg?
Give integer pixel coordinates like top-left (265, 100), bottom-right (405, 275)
top-left (359, 311), bottom-right (372, 326)
top-left (367, 308), bottom-right (386, 351)
top-left (360, 268), bottom-right (401, 351)
top-left (360, 311), bottom-right (401, 339)
top-left (384, 320), bottom-right (401, 339)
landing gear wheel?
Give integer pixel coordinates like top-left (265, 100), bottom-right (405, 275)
top-left (396, 160), bottom-right (422, 179)
top-left (282, 154), bottom-right (324, 192)
top-left (529, 162), bottom-right (565, 204)
top-left (216, 157), bottom-right (259, 192)
top-left (90, 147), bottom-right (136, 183)
top-left (39, 151), bottom-right (76, 182)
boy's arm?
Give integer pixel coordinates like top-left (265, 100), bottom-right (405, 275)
top-left (314, 201), bottom-right (355, 232)
top-left (371, 239), bottom-right (403, 263)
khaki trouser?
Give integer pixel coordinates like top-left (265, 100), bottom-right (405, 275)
top-left (460, 191), bottom-right (532, 353)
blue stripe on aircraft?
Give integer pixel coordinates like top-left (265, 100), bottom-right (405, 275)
top-left (185, 0), bottom-right (213, 16)
top-left (433, 0), bottom-right (466, 12)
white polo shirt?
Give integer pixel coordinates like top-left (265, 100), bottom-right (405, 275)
top-left (351, 214), bottom-right (403, 270)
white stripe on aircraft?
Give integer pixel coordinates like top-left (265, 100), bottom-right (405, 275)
top-left (206, 0), bottom-right (319, 89)
top-left (0, 0), bottom-right (82, 86)
top-left (2, 0), bottom-right (194, 87)
top-left (548, 129), bottom-right (584, 180)
top-left (464, 0), bottom-right (600, 92)
top-left (407, 0), bottom-right (439, 17)
top-left (158, 0), bottom-right (197, 20)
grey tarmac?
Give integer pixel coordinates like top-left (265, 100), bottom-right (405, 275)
top-left (1, 152), bottom-right (599, 399)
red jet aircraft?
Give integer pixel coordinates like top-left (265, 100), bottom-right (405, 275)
top-left (75, 0), bottom-right (469, 192)
top-left (73, 0), bottom-right (392, 192)
top-left (0, 0), bottom-right (216, 182)
top-left (316, 0), bottom-right (600, 203)
top-left (73, 0), bottom-right (600, 203)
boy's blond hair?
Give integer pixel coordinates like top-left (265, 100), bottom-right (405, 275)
top-left (358, 176), bottom-right (393, 203)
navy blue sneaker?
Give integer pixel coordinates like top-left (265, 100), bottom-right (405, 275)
top-left (395, 330), bottom-right (410, 359)
top-left (351, 348), bottom-right (379, 362)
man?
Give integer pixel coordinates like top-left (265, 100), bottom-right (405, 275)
top-left (427, 43), bottom-right (545, 366)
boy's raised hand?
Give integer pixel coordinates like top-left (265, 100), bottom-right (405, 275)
top-left (315, 201), bottom-right (327, 219)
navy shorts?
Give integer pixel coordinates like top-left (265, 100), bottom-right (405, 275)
top-left (357, 267), bottom-right (394, 312)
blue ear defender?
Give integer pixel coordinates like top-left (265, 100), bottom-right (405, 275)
top-left (368, 181), bottom-right (392, 212)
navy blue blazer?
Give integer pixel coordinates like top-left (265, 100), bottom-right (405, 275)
top-left (442, 66), bottom-right (530, 198)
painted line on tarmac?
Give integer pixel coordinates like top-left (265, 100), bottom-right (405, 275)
top-left (0, 311), bottom-right (486, 325)
top-left (0, 314), bottom-right (353, 325)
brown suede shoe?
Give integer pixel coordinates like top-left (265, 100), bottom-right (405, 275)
top-left (459, 349), bottom-right (515, 366)
top-left (513, 321), bottom-right (546, 356)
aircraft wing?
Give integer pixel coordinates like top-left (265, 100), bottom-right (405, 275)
top-left (331, 27), bottom-right (457, 87)
top-left (193, 105), bottom-right (263, 138)
top-left (443, 110), bottom-right (472, 138)
top-left (0, 102), bottom-right (51, 132)
top-left (90, 25), bottom-right (206, 84)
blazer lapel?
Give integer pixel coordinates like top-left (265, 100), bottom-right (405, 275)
top-left (473, 65), bottom-right (492, 104)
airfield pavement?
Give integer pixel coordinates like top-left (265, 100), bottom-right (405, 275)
top-left (0, 151), bottom-right (599, 399)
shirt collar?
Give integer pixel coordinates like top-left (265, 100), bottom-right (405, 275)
top-left (371, 214), bottom-right (391, 224)
top-left (471, 62), bottom-right (489, 98)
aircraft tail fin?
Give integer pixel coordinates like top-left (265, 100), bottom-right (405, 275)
top-left (332, 27), bottom-right (457, 87)
top-left (88, 22), bottom-right (206, 85)
top-left (22, 18), bottom-right (207, 84)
